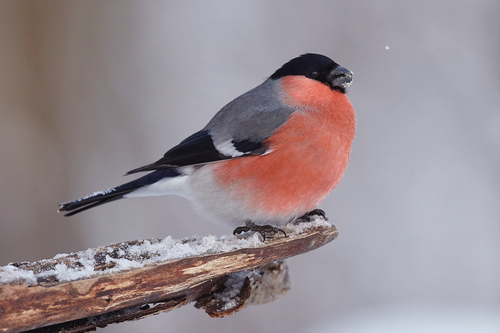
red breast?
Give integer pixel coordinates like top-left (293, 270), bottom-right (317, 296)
top-left (212, 76), bottom-right (356, 217)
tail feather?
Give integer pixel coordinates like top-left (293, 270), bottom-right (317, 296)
top-left (59, 190), bottom-right (129, 216)
top-left (59, 169), bottom-right (180, 216)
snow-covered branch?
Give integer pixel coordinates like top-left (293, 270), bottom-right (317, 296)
top-left (0, 218), bottom-right (337, 332)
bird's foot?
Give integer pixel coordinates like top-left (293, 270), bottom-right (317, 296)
top-left (233, 221), bottom-right (286, 241)
top-left (296, 209), bottom-right (328, 222)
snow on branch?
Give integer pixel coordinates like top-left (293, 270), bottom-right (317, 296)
top-left (0, 218), bottom-right (338, 332)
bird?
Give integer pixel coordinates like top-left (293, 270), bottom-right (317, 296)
top-left (59, 53), bottom-right (356, 234)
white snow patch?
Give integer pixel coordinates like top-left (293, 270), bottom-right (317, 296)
top-left (285, 215), bottom-right (331, 234)
top-left (0, 265), bottom-right (37, 285)
top-left (0, 218), bottom-right (330, 285)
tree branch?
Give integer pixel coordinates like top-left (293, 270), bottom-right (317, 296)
top-left (0, 219), bottom-right (337, 332)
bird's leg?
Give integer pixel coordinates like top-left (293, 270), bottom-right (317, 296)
top-left (296, 209), bottom-right (328, 222)
top-left (233, 221), bottom-right (286, 241)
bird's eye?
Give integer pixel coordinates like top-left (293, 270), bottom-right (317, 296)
top-left (308, 70), bottom-right (319, 78)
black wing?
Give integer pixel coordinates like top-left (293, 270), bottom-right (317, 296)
top-left (126, 130), bottom-right (265, 175)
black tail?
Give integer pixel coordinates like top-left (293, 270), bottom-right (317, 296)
top-left (58, 169), bottom-right (179, 216)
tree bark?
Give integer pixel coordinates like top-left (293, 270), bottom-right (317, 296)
top-left (0, 220), bottom-right (338, 333)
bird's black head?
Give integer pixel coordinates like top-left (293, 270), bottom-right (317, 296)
top-left (270, 53), bottom-right (353, 93)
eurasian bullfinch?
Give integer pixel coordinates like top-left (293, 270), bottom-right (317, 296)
top-left (59, 53), bottom-right (356, 231)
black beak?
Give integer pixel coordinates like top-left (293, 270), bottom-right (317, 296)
top-left (329, 66), bottom-right (353, 92)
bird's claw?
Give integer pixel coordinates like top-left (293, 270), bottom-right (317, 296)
top-left (233, 221), bottom-right (286, 241)
top-left (296, 209), bottom-right (328, 222)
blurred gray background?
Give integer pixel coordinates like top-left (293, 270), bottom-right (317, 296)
top-left (1, 1), bottom-right (500, 332)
